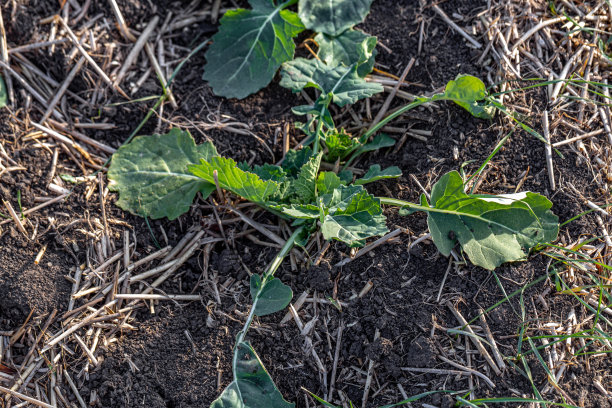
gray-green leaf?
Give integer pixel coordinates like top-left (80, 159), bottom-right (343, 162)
top-left (250, 275), bottom-right (293, 316)
top-left (316, 29), bottom-right (377, 77)
top-left (203, 0), bottom-right (305, 99)
top-left (211, 341), bottom-right (294, 408)
top-left (108, 129), bottom-right (217, 220)
top-left (432, 74), bottom-right (495, 119)
top-left (316, 172), bottom-right (343, 194)
top-left (280, 58), bottom-right (383, 106)
top-left (354, 164), bottom-right (402, 185)
top-left (425, 171), bottom-right (559, 270)
top-left (298, 0), bottom-right (374, 36)
top-left (320, 185), bottom-right (388, 246)
top-left (290, 152), bottom-right (322, 203)
top-left (189, 156), bottom-right (281, 205)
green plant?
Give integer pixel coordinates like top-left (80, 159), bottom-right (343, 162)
top-left (202, 0), bottom-right (376, 99)
top-left (108, 75), bottom-right (559, 407)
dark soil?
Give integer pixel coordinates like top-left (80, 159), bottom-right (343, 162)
top-left (0, 0), bottom-right (609, 407)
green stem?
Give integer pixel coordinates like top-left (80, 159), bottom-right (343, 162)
top-left (232, 225), bottom-right (304, 379)
top-left (360, 99), bottom-right (429, 144)
top-left (312, 104), bottom-right (327, 156)
top-left (378, 197), bottom-right (429, 212)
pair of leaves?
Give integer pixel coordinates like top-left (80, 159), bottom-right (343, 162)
top-left (397, 171), bottom-right (559, 270)
top-left (107, 129), bottom-right (217, 220)
top-left (203, 0), bottom-right (305, 99)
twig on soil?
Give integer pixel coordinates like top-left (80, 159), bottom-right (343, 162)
top-left (335, 228), bottom-right (403, 267)
top-left (3, 200), bottom-right (27, 237)
top-left (437, 355), bottom-right (496, 388)
top-left (362, 328), bottom-right (380, 408)
top-left (0, 385), bottom-right (54, 408)
top-left (446, 300), bottom-right (502, 376)
top-left (368, 58), bottom-right (415, 134)
top-left (432, 4), bottom-right (482, 48)
top-left (41, 56), bottom-right (86, 123)
top-left (108, 0), bottom-right (137, 42)
top-left (477, 308), bottom-right (507, 371)
top-left (113, 16), bottom-right (159, 87)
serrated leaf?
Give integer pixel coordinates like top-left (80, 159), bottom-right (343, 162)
top-left (436, 74), bottom-right (494, 119)
top-left (203, 0), bottom-right (304, 99)
top-left (250, 275), bottom-right (293, 316)
top-left (277, 203), bottom-right (321, 219)
top-left (298, 0), bottom-right (374, 36)
top-left (324, 128), bottom-right (360, 162)
top-left (280, 58), bottom-right (383, 106)
top-left (316, 172), bottom-right (343, 194)
top-left (211, 341), bottom-right (294, 408)
top-left (290, 152), bottom-right (322, 203)
top-left (320, 185), bottom-right (388, 246)
top-left (425, 171), bottom-right (559, 270)
top-left (282, 147), bottom-right (312, 177)
top-left (251, 164), bottom-right (287, 181)
top-left (354, 165), bottom-right (401, 185)
top-left (316, 29), bottom-right (377, 77)
top-left (189, 156), bottom-right (280, 205)
top-left (108, 129), bottom-right (217, 220)
top-left (0, 74), bottom-right (7, 108)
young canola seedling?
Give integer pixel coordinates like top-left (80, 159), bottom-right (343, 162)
top-left (107, 1), bottom-right (560, 406)
top-left (108, 75), bottom-right (559, 406)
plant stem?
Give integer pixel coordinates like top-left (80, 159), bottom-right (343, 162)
top-left (378, 197), bottom-right (429, 212)
top-left (232, 225), bottom-right (304, 379)
top-left (360, 99), bottom-right (428, 143)
top-left (312, 105), bottom-right (326, 156)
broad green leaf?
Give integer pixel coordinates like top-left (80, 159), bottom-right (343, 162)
top-left (354, 164), bottom-right (402, 185)
top-left (280, 58), bottom-right (383, 106)
top-left (298, 0), bottom-right (374, 36)
top-left (108, 129), bottom-right (217, 220)
top-left (320, 185), bottom-right (388, 246)
top-left (316, 172), bottom-right (343, 194)
top-left (211, 341), bottom-right (294, 408)
top-left (282, 147), bottom-right (312, 177)
top-left (251, 163), bottom-right (288, 182)
top-left (436, 74), bottom-right (495, 119)
top-left (354, 133), bottom-right (396, 157)
top-left (425, 171), bottom-right (559, 270)
top-left (189, 156), bottom-right (280, 205)
top-left (290, 152), bottom-right (322, 203)
top-left (203, 0), bottom-right (304, 99)
top-left (250, 275), bottom-right (293, 316)
top-left (324, 128), bottom-right (360, 161)
top-left (0, 74), bottom-right (7, 108)
top-left (316, 29), bottom-right (377, 77)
